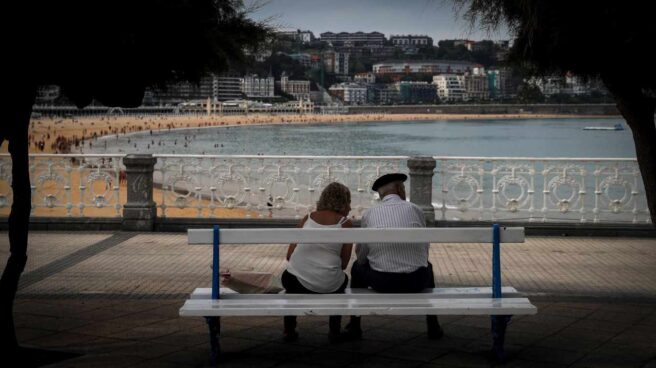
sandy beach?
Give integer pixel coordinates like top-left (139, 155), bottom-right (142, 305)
top-left (0, 112), bottom-right (614, 154)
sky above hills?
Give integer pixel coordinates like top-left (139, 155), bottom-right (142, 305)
top-left (247, 0), bottom-right (510, 42)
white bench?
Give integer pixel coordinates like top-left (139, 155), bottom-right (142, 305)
top-left (181, 225), bottom-right (536, 363)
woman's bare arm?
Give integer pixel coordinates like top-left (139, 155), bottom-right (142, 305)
top-left (340, 219), bottom-right (353, 269)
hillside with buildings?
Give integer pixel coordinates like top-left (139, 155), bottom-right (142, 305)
top-left (35, 30), bottom-right (611, 108)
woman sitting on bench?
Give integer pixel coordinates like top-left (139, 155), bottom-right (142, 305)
top-left (282, 182), bottom-right (353, 343)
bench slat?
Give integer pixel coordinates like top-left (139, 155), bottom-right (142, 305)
top-left (179, 297), bottom-right (537, 317)
top-left (189, 287), bottom-right (522, 300)
top-left (188, 227), bottom-right (525, 245)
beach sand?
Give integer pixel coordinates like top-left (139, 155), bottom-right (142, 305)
top-left (1, 112), bottom-right (614, 154)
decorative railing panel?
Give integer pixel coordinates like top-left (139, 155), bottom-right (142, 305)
top-left (152, 155), bottom-right (407, 219)
top-left (0, 154), bottom-right (649, 223)
top-left (433, 157), bottom-right (650, 224)
top-left (0, 154), bottom-right (124, 217)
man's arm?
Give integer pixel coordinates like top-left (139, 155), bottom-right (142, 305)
top-left (412, 203), bottom-right (427, 228)
top-left (355, 243), bottom-right (369, 264)
top-left (340, 219), bottom-right (354, 269)
top-left (354, 210), bottom-right (369, 264)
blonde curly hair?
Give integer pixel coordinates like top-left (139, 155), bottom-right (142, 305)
top-left (316, 182), bottom-right (351, 214)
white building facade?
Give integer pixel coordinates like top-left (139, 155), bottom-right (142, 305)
top-left (320, 31), bottom-right (385, 47)
top-left (335, 52), bottom-right (350, 75)
top-left (276, 30), bottom-right (315, 44)
top-left (373, 60), bottom-right (478, 76)
top-left (322, 51), bottom-right (350, 75)
top-left (241, 75), bottom-right (275, 98)
top-left (390, 35), bottom-right (434, 47)
top-left (464, 68), bottom-right (490, 101)
top-left (354, 72), bottom-right (376, 84)
top-left (329, 83), bottom-right (367, 105)
top-left (280, 74), bottom-right (311, 100)
top-left (433, 74), bottom-right (466, 102)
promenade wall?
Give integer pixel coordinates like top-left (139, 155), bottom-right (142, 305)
top-left (32, 103), bottom-right (621, 117)
top-left (347, 104), bottom-right (619, 116)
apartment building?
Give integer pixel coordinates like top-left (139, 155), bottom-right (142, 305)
top-left (433, 74), bottom-right (466, 102)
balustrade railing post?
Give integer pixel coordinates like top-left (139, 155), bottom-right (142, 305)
top-left (122, 154), bottom-right (157, 231)
top-left (408, 156), bottom-right (437, 226)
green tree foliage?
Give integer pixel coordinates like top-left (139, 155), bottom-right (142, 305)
top-left (417, 46), bottom-right (442, 60)
top-left (435, 39), bottom-right (502, 66)
top-left (436, 40), bottom-right (474, 61)
top-left (3, 0), bottom-right (269, 358)
top-left (470, 40), bottom-right (497, 67)
top-left (516, 83), bottom-right (545, 103)
top-left (452, 0), bottom-right (656, 223)
top-left (349, 58), bottom-right (368, 74)
top-left (12, 0), bottom-right (269, 107)
top-left (240, 53), bottom-right (307, 80)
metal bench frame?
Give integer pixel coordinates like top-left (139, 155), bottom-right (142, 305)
top-left (182, 224), bottom-right (536, 364)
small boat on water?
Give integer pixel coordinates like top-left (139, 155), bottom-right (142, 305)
top-left (583, 123), bottom-right (624, 131)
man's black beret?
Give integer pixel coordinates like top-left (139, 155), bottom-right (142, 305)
top-left (371, 173), bottom-right (408, 191)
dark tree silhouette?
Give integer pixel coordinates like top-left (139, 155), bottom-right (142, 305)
top-left (452, 0), bottom-right (656, 223)
top-left (2, 0), bottom-right (268, 359)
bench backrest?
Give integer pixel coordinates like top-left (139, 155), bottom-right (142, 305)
top-left (188, 227), bottom-right (525, 245)
top-left (187, 225), bottom-right (524, 301)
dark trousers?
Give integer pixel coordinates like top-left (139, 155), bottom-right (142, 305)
top-left (350, 262), bottom-right (440, 331)
top-left (282, 270), bottom-right (348, 334)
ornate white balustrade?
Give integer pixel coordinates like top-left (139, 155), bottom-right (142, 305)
top-left (434, 156), bottom-right (650, 223)
top-left (0, 154), bottom-right (124, 217)
top-left (152, 155), bottom-right (407, 219)
top-left (0, 154), bottom-right (650, 224)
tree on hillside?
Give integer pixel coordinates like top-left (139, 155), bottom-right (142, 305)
top-left (452, 0), bottom-right (656, 223)
top-left (436, 40), bottom-right (474, 61)
top-left (2, 0), bottom-right (268, 361)
top-left (516, 82), bottom-right (545, 103)
top-left (470, 40), bottom-right (497, 67)
top-left (235, 52), bottom-right (307, 80)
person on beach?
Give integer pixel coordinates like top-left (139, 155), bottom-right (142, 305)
top-left (282, 182), bottom-right (353, 343)
top-left (345, 173), bottom-right (443, 340)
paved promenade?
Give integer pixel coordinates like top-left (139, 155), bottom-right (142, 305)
top-left (1, 231), bottom-right (655, 367)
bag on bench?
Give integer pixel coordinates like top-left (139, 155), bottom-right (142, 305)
top-left (221, 270), bottom-right (283, 294)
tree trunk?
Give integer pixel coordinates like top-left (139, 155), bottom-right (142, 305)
top-left (605, 81), bottom-right (656, 225)
top-left (0, 83), bottom-right (36, 353)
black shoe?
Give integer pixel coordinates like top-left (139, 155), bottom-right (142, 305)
top-left (283, 330), bottom-right (299, 342)
top-left (328, 331), bottom-right (345, 344)
top-left (343, 323), bottom-right (362, 340)
top-left (427, 325), bottom-right (444, 340)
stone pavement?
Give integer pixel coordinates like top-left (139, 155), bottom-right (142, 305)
top-left (1, 231), bottom-right (655, 367)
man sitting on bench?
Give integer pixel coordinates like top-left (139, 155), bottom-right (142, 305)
top-left (346, 173), bottom-right (444, 340)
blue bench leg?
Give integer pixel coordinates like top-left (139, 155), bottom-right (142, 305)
top-left (205, 317), bottom-right (221, 365)
top-left (491, 315), bottom-right (511, 362)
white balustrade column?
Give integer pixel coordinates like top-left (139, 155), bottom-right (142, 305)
top-left (122, 154), bottom-right (157, 231)
top-left (408, 157), bottom-right (437, 226)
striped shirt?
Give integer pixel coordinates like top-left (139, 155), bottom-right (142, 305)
top-left (356, 194), bottom-right (429, 273)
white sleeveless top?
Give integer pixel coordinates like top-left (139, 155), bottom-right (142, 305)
top-left (286, 214), bottom-right (348, 293)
